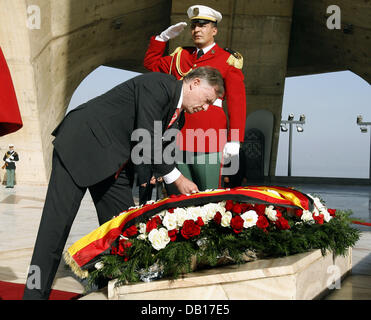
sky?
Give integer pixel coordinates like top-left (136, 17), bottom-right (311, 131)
top-left (68, 66), bottom-right (371, 179)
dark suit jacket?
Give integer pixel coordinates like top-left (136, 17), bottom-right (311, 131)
top-left (52, 73), bottom-right (184, 187)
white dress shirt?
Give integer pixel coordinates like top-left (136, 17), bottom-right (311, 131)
top-left (196, 42), bottom-right (215, 56)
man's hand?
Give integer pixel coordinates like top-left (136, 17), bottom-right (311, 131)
top-left (150, 176), bottom-right (157, 185)
top-left (223, 141), bottom-right (240, 159)
top-left (157, 22), bottom-right (187, 42)
top-left (173, 174), bottom-right (199, 195)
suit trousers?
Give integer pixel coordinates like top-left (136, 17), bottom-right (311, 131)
top-left (23, 150), bottom-right (134, 300)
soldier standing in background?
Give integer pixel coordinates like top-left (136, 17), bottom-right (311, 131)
top-left (144, 4), bottom-right (247, 191)
top-left (2, 143), bottom-right (19, 188)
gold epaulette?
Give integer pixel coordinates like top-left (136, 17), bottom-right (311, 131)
top-left (169, 46), bottom-right (192, 78)
top-left (170, 46), bottom-right (183, 57)
top-left (224, 48), bottom-right (243, 69)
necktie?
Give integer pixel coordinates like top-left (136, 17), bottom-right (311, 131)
top-left (197, 49), bottom-right (204, 59)
top-left (168, 108), bottom-right (181, 128)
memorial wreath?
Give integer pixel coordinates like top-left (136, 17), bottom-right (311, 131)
top-left (63, 186), bottom-right (359, 287)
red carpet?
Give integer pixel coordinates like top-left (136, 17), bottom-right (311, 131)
top-left (352, 220), bottom-right (371, 227)
top-left (0, 281), bottom-right (82, 300)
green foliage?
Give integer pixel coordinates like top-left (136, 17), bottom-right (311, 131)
top-left (156, 241), bottom-right (197, 279)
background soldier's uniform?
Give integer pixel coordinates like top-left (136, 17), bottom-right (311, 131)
top-left (3, 149), bottom-right (19, 188)
top-left (144, 37), bottom-right (246, 189)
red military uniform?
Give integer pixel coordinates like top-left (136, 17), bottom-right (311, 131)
top-left (144, 36), bottom-right (246, 153)
top-left (0, 47), bottom-right (22, 136)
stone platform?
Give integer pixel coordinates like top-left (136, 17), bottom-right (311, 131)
top-left (108, 248), bottom-right (351, 300)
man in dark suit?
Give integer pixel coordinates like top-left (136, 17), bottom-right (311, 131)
top-left (23, 66), bottom-right (224, 300)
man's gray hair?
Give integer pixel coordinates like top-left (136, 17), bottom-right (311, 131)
top-left (183, 66), bottom-right (225, 98)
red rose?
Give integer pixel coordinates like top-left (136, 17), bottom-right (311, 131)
top-left (295, 209), bottom-right (303, 217)
top-left (146, 216), bottom-right (161, 233)
top-left (214, 211), bottom-right (222, 225)
top-left (313, 214), bottom-right (324, 225)
top-left (123, 240), bottom-right (132, 249)
top-left (225, 200), bottom-right (234, 211)
top-left (168, 208), bottom-right (175, 213)
top-left (122, 225), bottom-right (138, 238)
top-left (181, 219), bottom-right (201, 239)
top-left (230, 215), bottom-right (244, 233)
top-left (240, 203), bottom-right (250, 212)
top-left (196, 216), bottom-right (204, 227)
top-left (328, 209), bottom-right (336, 217)
top-left (275, 216), bottom-right (290, 230)
top-left (276, 209), bottom-right (283, 219)
top-left (254, 204), bottom-right (266, 216)
top-left (168, 229), bottom-right (178, 242)
top-left (112, 239), bottom-right (132, 256)
top-left (256, 215), bottom-right (269, 229)
top-left (232, 203), bottom-right (242, 214)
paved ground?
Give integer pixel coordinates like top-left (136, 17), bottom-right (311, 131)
top-left (0, 182), bottom-right (370, 300)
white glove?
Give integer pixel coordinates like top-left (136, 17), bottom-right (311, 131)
top-left (223, 141), bottom-right (240, 159)
top-left (157, 22), bottom-right (187, 42)
top-left (6, 158), bottom-right (12, 163)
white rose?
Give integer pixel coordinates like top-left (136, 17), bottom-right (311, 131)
top-left (148, 228), bottom-right (170, 251)
top-left (241, 210), bottom-right (258, 228)
top-left (215, 201), bottom-right (226, 214)
top-left (199, 205), bottom-right (213, 223)
top-left (137, 222), bottom-right (147, 240)
top-left (319, 208), bottom-right (332, 223)
top-left (138, 223), bottom-right (146, 234)
top-left (265, 205), bottom-right (278, 221)
top-left (186, 206), bottom-right (202, 221)
top-left (218, 201), bottom-right (226, 210)
top-left (174, 208), bottom-right (188, 227)
top-left (214, 202), bottom-right (226, 215)
top-left (201, 203), bottom-right (223, 222)
top-left (162, 212), bottom-right (178, 230)
top-left (94, 262), bottom-right (104, 270)
top-left (137, 233), bottom-right (147, 240)
top-left (301, 210), bottom-right (314, 223)
top-left (221, 211), bottom-right (232, 227)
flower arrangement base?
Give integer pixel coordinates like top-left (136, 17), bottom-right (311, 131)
top-left (107, 248), bottom-right (351, 300)
top-left (63, 187), bottom-right (359, 298)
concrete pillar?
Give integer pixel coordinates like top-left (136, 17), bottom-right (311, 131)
top-left (0, 0), bottom-right (47, 184)
top-left (0, 0), bottom-right (171, 184)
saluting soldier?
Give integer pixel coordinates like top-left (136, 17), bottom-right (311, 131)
top-left (144, 5), bottom-right (247, 191)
